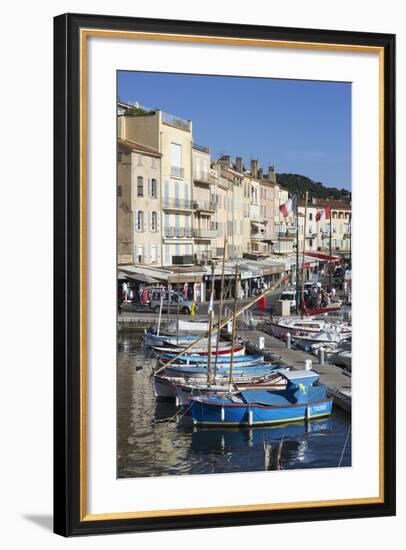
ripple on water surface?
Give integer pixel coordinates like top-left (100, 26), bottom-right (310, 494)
top-left (117, 333), bottom-right (352, 478)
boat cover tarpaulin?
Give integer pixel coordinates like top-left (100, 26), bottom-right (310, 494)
top-left (240, 385), bottom-right (327, 407)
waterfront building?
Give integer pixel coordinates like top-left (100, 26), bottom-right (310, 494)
top-left (117, 138), bottom-right (162, 266)
top-left (214, 156), bottom-right (244, 259)
top-left (247, 160), bottom-right (266, 254)
top-left (274, 182), bottom-right (295, 254)
top-left (192, 144), bottom-right (218, 263)
top-left (298, 198), bottom-right (352, 256)
top-left (260, 167), bottom-right (278, 254)
top-left (118, 107), bottom-right (194, 267)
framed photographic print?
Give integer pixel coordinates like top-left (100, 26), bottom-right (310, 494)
top-left (54, 13), bottom-right (396, 536)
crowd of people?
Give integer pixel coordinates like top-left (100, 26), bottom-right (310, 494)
top-left (304, 282), bottom-right (337, 308)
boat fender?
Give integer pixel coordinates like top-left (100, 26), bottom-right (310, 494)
top-left (248, 407), bottom-right (253, 426)
top-left (221, 407), bottom-right (225, 422)
top-left (306, 404), bottom-right (311, 421)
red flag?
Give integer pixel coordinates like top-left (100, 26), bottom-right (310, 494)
top-left (316, 206), bottom-right (331, 221)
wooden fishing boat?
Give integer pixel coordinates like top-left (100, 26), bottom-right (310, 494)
top-left (153, 342), bottom-right (246, 356)
top-left (159, 361), bottom-right (282, 380)
top-left (153, 369), bottom-right (288, 402)
top-left (175, 372), bottom-right (289, 406)
top-left (143, 328), bottom-right (217, 348)
top-left (158, 353), bottom-right (264, 365)
top-left (189, 370), bottom-right (332, 426)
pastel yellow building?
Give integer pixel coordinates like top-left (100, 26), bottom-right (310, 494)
top-left (119, 108), bottom-right (194, 266)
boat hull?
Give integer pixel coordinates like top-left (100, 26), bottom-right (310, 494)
top-left (189, 397), bottom-right (333, 426)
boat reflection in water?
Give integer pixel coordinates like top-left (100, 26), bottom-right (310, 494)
top-left (187, 419), bottom-right (338, 472)
top-left (117, 332), bottom-right (351, 478)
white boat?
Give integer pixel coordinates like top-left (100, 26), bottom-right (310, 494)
top-left (293, 329), bottom-right (349, 350)
top-left (166, 320), bottom-right (209, 333)
top-left (269, 317), bottom-right (352, 339)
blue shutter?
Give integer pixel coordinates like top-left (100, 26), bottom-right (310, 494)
top-left (164, 180), bottom-right (169, 208)
top-left (175, 181), bottom-right (179, 208)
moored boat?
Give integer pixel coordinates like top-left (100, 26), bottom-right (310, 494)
top-left (269, 317), bottom-right (351, 340)
top-left (188, 370), bottom-right (332, 426)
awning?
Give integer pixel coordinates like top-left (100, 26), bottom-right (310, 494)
top-left (118, 269), bottom-right (160, 284)
top-left (305, 252), bottom-right (341, 264)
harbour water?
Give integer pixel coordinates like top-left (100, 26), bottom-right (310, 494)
top-left (117, 332), bottom-right (351, 479)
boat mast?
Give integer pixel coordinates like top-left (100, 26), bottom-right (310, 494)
top-left (329, 207), bottom-right (332, 291)
top-left (154, 272), bottom-right (287, 375)
top-left (207, 260), bottom-right (216, 385)
top-left (214, 237), bottom-right (227, 379)
top-left (301, 191), bottom-right (309, 319)
top-left (157, 289), bottom-right (164, 336)
top-left (228, 264), bottom-right (239, 393)
top-left (295, 195), bottom-right (300, 315)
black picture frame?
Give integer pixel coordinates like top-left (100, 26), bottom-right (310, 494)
top-left (54, 12), bottom-right (396, 536)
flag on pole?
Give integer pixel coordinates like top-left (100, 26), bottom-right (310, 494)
top-left (279, 194), bottom-right (297, 217)
top-left (315, 206), bottom-right (331, 221)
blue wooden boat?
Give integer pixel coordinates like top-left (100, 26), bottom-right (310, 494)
top-left (162, 362), bottom-right (282, 379)
top-left (189, 371), bottom-right (332, 426)
top-left (159, 353), bottom-right (264, 365)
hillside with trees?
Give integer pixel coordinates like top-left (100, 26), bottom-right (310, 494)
top-left (276, 173), bottom-right (351, 202)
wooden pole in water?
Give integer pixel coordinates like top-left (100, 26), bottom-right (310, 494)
top-left (154, 273), bottom-right (288, 374)
top-left (228, 264), bottom-right (239, 393)
top-left (214, 237), bottom-right (227, 378)
top-left (301, 191), bottom-right (308, 319)
top-left (207, 260), bottom-right (216, 384)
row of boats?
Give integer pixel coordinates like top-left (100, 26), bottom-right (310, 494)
top-left (268, 313), bottom-right (352, 351)
top-left (144, 316), bottom-right (334, 427)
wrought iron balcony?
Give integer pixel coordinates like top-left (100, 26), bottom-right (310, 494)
top-left (193, 228), bottom-right (217, 239)
top-left (193, 200), bottom-right (217, 212)
top-left (193, 171), bottom-right (216, 185)
top-left (278, 230), bottom-right (296, 240)
top-left (163, 226), bottom-right (193, 239)
top-left (163, 197), bottom-right (194, 211)
top-left (170, 166), bottom-right (185, 178)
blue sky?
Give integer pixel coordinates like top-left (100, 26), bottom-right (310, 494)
top-left (118, 71), bottom-right (351, 190)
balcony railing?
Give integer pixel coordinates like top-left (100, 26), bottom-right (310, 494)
top-left (193, 228), bottom-right (217, 239)
top-left (193, 200), bottom-right (217, 212)
top-left (193, 143), bottom-right (210, 154)
top-left (170, 166), bottom-right (185, 178)
top-left (163, 198), bottom-right (194, 210)
top-left (305, 232), bottom-right (317, 239)
top-left (195, 251), bottom-right (213, 261)
top-left (193, 171), bottom-right (216, 185)
top-left (251, 232), bottom-right (265, 240)
top-left (278, 230), bottom-right (295, 240)
top-left (162, 112), bottom-right (191, 131)
top-left (163, 226), bottom-right (193, 239)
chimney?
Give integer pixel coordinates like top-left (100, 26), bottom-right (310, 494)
top-left (219, 155), bottom-right (231, 168)
top-left (268, 165), bottom-right (275, 182)
top-left (258, 167), bottom-right (263, 180)
top-left (251, 159), bottom-right (258, 178)
top-left (235, 157), bottom-right (243, 173)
